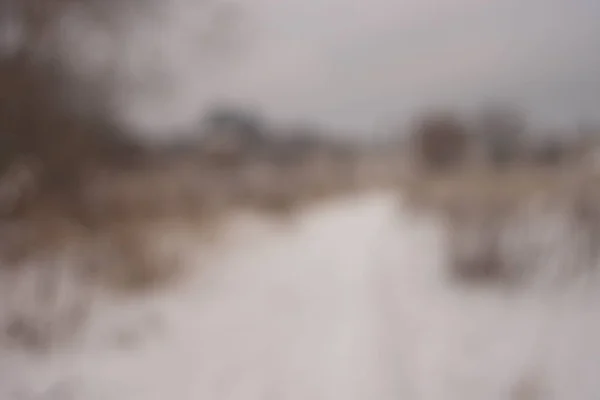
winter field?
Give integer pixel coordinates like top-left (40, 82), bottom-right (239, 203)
top-left (1, 164), bottom-right (600, 400)
top-left (3, 0), bottom-right (600, 398)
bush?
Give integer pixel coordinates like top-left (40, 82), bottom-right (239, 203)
top-left (1, 55), bottom-right (141, 198)
top-left (530, 139), bottom-right (567, 166)
top-left (410, 111), bottom-right (469, 171)
top-left (477, 106), bottom-right (525, 167)
top-left (0, 0), bottom-right (143, 215)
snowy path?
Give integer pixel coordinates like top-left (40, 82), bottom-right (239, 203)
top-left (1, 192), bottom-right (600, 399)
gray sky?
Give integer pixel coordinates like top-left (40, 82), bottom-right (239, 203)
top-left (51, 0), bottom-right (600, 137)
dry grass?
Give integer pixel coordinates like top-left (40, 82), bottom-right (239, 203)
top-left (2, 147), bottom-right (600, 350)
top-left (0, 147), bottom-right (377, 302)
top-left (400, 164), bottom-right (584, 212)
top-left (398, 163), bottom-right (600, 288)
top-left (2, 143), bottom-right (598, 297)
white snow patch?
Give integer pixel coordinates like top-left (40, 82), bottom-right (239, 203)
top-left (1, 192), bottom-right (600, 399)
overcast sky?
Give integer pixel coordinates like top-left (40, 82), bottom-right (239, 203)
top-left (52, 0), bottom-right (600, 137)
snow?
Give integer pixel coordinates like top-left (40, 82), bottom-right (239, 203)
top-left (1, 191), bottom-right (600, 399)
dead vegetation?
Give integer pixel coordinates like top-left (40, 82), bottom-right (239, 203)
top-left (409, 111), bottom-right (470, 171)
top-left (398, 165), bottom-right (600, 289)
top-left (2, 0), bottom-right (600, 355)
top-left (399, 106), bottom-right (600, 288)
top-left (0, 0), bottom-right (374, 300)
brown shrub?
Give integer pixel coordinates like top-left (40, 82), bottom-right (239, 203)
top-left (477, 106), bottom-right (526, 168)
top-left (0, 0), bottom-right (145, 223)
top-left (444, 204), bottom-right (514, 286)
top-left (410, 111), bottom-right (470, 171)
top-left (0, 54), bottom-right (142, 183)
top-left (434, 173), bottom-right (600, 289)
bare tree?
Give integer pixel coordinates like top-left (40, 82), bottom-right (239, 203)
top-left (529, 137), bottom-right (566, 166)
top-left (410, 111), bottom-right (470, 171)
top-left (0, 0), bottom-right (142, 212)
top-left (199, 106), bottom-right (267, 161)
top-left (477, 105), bottom-right (526, 167)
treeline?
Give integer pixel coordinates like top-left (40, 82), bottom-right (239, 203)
top-left (0, 0), bottom-right (145, 195)
top-left (409, 108), bottom-right (598, 171)
top-left (2, 0), bottom-right (598, 220)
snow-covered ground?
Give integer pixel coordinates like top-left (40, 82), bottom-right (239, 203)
top-left (1, 191), bottom-right (600, 399)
